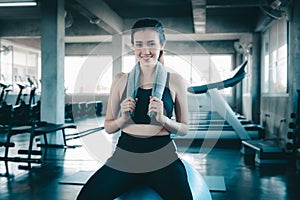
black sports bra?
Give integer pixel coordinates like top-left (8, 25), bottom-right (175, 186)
top-left (122, 73), bottom-right (174, 124)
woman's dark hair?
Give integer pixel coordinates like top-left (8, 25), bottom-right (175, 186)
top-left (131, 18), bottom-right (166, 63)
top-left (131, 18), bottom-right (166, 45)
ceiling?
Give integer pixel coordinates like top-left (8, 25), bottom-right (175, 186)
top-left (0, 0), bottom-right (291, 44)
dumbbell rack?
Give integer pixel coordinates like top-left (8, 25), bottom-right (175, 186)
top-left (286, 90), bottom-right (300, 171)
top-left (296, 90), bottom-right (300, 172)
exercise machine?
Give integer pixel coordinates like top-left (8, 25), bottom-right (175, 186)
top-left (0, 74), bottom-right (12, 106)
top-left (173, 60), bottom-right (262, 141)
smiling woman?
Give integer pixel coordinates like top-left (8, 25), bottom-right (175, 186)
top-left (76, 18), bottom-right (199, 200)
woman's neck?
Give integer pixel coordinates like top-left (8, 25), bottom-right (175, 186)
top-left (139, 62), bottom-right (156, 89)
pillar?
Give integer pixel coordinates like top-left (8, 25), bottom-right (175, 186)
top-left (251, 33), bottom-right (261, 123)
top-left (40, 0), bottom-right (65, 143)
top-left (112, 33), bottom-right (123, 78)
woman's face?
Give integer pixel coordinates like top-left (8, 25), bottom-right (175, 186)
top-left (133, 28), bottom-right (165, 67)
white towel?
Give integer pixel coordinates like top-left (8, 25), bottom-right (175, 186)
top-left (126, 61), bottom-right (167, 117)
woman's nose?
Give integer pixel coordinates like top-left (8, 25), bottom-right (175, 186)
top-left (142, 46), bottom-right (150, 54)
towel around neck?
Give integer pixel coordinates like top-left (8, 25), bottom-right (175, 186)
top-left (126, 61), bottom-right (168, 117)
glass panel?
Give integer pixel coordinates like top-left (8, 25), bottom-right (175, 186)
top-left (65, 56), bottom-right (113, 94)
top-left (123, 55), bottom-right (136, 73)
top-left (262, 18), bottom-right (287, 94)
top-left (263, 54), bottom-right (269, 93)
top-left (210, 55), bottom-right (233, 95)
top-left (165, 55), bottom-right (191, 82)
top-left (0, 50), bottom-right (13, 83)
top-left (27, 52), bottom-right (37, 67)
top-left (97, 66), bottom-right (112, 93)
top-left (262, 29), bottom-right (270, 93)
top-left (65, 56), bottom-right (87, 93)
top-left (13, 50), bottom-right (27, 66)
top-left (191, 55), bottom-right (209, 85)
top-left (277, 44), bottom-right (287, 93)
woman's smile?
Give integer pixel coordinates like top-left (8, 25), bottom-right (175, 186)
top-left (140, 53), bottom-right (153, 62)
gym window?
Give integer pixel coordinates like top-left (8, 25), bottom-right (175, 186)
top-left (164, 54), bottom-right (233, 95)
top-left (65, 56), bottom-right (112, 94)
top-left (0, 39), bottom-right (40, 93)
top-left (64, 54), bottom-right (233, 95)
top-left (262, 18), bottom-right (288, 94)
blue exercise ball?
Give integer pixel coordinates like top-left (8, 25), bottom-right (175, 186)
top-left (116, 159), bottom-right (212, 200)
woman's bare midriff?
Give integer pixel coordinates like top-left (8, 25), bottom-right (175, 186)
top-left (122, 124), bottom-right (170, 137)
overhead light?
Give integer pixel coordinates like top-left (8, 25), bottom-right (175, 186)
top-left (0, 1), bottom-right (37, 7)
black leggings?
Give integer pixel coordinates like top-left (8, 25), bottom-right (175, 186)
top-left (77, 133), bottom-right (193, 200)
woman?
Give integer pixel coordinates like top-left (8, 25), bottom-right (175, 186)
top-left (77, 18), bottom-right (193, 200)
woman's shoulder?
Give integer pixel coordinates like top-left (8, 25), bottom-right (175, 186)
top-left (110, 72), bottom-right (128, 95)
top-left (168, 71), bottom-right (186, 85)
top-left (112, 72), bottom-right (128, 86)
top-left (114, 72), bottom-right (128, 81)
top-left (167, 71), bottom-right (188, 93)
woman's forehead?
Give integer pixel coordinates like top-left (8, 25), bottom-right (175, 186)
top-left (133, 29), bottom-right (159, 41)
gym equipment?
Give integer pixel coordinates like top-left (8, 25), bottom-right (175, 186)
top-left (35, 123), bottom-right (77, 149)
top-left (0, 74), bottom-right (12, 106)
top-left (286, 90), bottom-right (300, 151)
top-left (65, 101), bottom-right (103, 121)
top-left (14, 75), bottom-right (28, 106)
top-left (117, 159), bottom-right (212, 200)
top-left (242, 90), bottom-right (300, 166)
top-left (297, 149), bottom-right (300, 173)
top-left (182, 60), bottom-right (261, 141)
top-left (27, 76), bottom-right (39, 106)
top-left (0, 101), bottom-right (77, 176)
top-left (65, 103), bottom-right (74, 121)
top-left (64, 126), bottom-right (104, 141)
top-left (242, 115), bottom-right (289, 166)
top-left (242, 139), bottom-right (287, 166)
top-left (12, 76), bottom-right (41, 123)
top-left (0, 142), bottom-right (15, 147)
top-left (0, 122), bottom-right (77, 175)
top-left (174, 89), bottom-right (255, 140)
top-left (187, 60), bottom-right (247, 94)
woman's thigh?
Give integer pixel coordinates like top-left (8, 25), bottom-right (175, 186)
top-left (76, 165), bottom-right (139, 200)
top-left (145, 159), bottom-right (193, 200)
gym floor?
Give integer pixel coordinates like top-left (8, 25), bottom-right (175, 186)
top-left (1, 116), bottom-right (300, 200)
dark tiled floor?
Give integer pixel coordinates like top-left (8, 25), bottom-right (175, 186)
top-left (1, 117), bottom-right (300, 200)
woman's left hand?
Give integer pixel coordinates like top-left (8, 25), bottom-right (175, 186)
top-left (148, 96), bottom-right (166, 124)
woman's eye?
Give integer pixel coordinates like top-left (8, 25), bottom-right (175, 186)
top-left (134, 43), bottom-right (142, 48)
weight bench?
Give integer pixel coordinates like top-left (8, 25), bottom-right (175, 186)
top-left (242, 139), bottom-right (287, 166)
top-left (0, 124), bottom-right (35, 177)
top-left (0, 121), bottom-right (77, 176)
top-left (19, 122), bottom-right (77, 170)
top-left (34, 122), bottom-right (77, 148)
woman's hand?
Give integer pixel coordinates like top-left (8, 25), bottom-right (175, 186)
top-left (148, 96), bottom-right (166, 124)
top-left (120, 97), bottom-right (136, 121)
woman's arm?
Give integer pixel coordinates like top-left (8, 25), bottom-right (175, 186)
top-left (104, 73), bottom-right (135, 134)
top-left (149, 73), bottom-right (189, 136)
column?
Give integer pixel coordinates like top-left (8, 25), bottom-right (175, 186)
top-left (40, 0), bottom-right (65, 143)
top-left (112, 33), bottom-right (123, 78)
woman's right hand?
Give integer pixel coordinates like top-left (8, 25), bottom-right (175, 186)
top-left (120, 97), bottom-right (136, 121)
